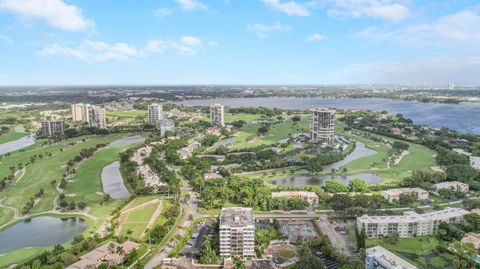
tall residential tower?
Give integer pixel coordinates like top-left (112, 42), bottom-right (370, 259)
top-left (88, 106), bottom-right (106, 129)
top-left (148, 104), bottom-right (163, 125)
top-left (310, 108), bottom-right (335, 145)
top-left (210, 104), bottom-right (225, 127)
top-left (71, 103), bottom-right (91, 122)
top-left (219, 207), bottom-right (255, 257)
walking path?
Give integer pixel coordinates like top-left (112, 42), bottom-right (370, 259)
top-left (141, 201), bottom-right (163, 238)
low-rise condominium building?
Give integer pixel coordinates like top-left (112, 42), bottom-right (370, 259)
top-left (271, 191), bottom-right (319, 206)
top-left (366, 246), bottom-right (418, 269)
top-left (433, 181), bottom-right (469, 193)
top-left (357, 207), bottom-right (469, 239)
top-left (380, 188), bottom-right (429, 203)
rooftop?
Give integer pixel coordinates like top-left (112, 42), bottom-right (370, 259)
top-left (220, 207), bottom-right (254, 227)
top-left (359, 207), bottom-right (469, 224)
top-left (433, 181), bottom-right (468, 187)
top-left (366, 246), bottom-right (418, 269)
top-left (271, 191), bottom-right (318, 199)
top-left (381, 188), bottom-right (428, 196)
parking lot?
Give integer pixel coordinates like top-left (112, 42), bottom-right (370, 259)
top-left (179, 221), bottom-right (214, 258)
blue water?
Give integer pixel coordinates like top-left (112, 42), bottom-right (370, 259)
top-left (0, 216), bottom-right (87, 253)
top-left (179, 97), bottom-right (480, 134)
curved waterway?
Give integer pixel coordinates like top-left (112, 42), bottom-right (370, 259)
top-left (179, 97), bottom-right (480, 134)
top-left (101, 161), bottom-right (131, 199)
top-left (323, 141), bottom-right (376, 170)
top-left (108, 135), bottom-right (145, 147)
top-left (0, 135), bottom-right (35, 155)
top-left (0, 216), bottom-right (87, 253)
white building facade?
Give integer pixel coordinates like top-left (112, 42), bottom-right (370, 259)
top-left (148, 104), bottom-right (163, 125)
top-left (357, 207), bottom-right (469, 239)
top-left (433, 181), bottom-right (469, 193)
top-left (71, 103), bottom-right (91, 122)
top-left (88, 106), bottom-right (106, 129)
top-left (156, 119), bottom-right (175, 136)
top-left (210, 104), bottom-right (225, 127)
top-left (219, 207), bottom-right (255, 257)
top-left (41, 120), bottom-right (64, 136)
top-left (310, 108), bottom-right (335, 145)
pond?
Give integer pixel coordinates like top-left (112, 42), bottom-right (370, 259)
top-left (0, 216), bottom-right (88, 253)
top-left (108, 135), bottom-right (145, 147)
top-left (179, 97), bottom-right (480, 134)
top-left (0, 135), bottom-right (35, 155)
top-left (101, 161), bottom-right (131, 199)
top-left (271, 173), bottom-right (383, 186)
top-left (323, 141), bottom-right (377, 170)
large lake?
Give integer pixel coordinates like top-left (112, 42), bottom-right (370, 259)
top-left (0, 135), bottom-right (35, 155)
top-left (0, 216), bottom-right (87, 253)
top-left (179, 97), bottom-right (480, 134)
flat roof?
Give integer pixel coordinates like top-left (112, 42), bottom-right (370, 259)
top-left (271, 191), bottom-right (318, 199)
top-left (367, 246), bottom-right (418, 269)
top-left (220, 207), bottom-right (254, 227)
top-left (381, 188), bottom-right (428, 196)
top-left (359, 207), bottom-right (469, 224)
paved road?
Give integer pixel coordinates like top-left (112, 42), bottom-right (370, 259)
top-left (315, 215), bottom-right (357, 257)
top-left (144, 167), bottom-right (208, 269)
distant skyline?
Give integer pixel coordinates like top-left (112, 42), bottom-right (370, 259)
top-left (0, 0), bottom-right (480, 85)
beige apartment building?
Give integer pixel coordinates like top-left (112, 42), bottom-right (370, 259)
top-left (357, 207), bottom-right (469, 239)
top-left (380, 188), bottom-right (429, 203)
top-left (433, 181), bottom-right (469, 193)
top-left (210, 104), bottom-right (225, 127)
top-left (271, 191), bottom-right (319, 206)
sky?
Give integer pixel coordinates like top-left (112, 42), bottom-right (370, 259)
top-left (0, 0), bottom-right (480, 85)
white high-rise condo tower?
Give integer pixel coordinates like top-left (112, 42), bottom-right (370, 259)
top-left (219, 207), bottom-right (255, 257)
top-left (41, 120), bottom-right (64, 136)
top-left (210, 104), bottom-right (225, 127)
top-left (88, 106), bottom-right (106, 129)
top-left (148, 104), bottom-right (163, 125)
top-left (310, 108), bottom-right (336, 145)
top-left (71, 103), bottom-right (91, 122)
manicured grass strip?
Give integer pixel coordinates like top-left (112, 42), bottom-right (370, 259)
top-left (278, 249), bottom-right (296, 259)
top-left (224, 113), bottom-right (264, 123)
top-left (107, 110), bottom-right (147, 119)
top-left (0, 132), bottom-right (26, 145)
top-left (120, 202), bottom-right (159, 239)
top-left (0, 247), bottom-right (49, 268)
top-left (0, 207), bottom-right (14, 227)
top-left (123, 196), bottom-right (160, 212)
top-left (230, 117), bottom-right (309, 149)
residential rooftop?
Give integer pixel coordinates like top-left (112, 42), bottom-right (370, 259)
top-left (359, 207), bottom-right (469, 224)
top-left (220, 207), bottom-right (254, 228)
top-left (366, 246), bottom-right (418, 269)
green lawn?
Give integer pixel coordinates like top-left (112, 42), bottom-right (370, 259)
top-left (1, 134), bottom-right (127, 221)
top-left (343, 132), bottom-right (436, 183)
top-left (0, 247), bottom-right (49, 268)
top-left (366, 237), bottom-right (451, 268)
top-left (229, 117), bottom-right (309, 150)
top-left (120, 202), bottom-right (159, 239)
top-left (278, 249), bottom-right (296, 259)
top-left (0, 132), bottom-right (26, 145)
top-left (0, 208), bottom-right (14, 227)
top-left (123, 196), bottom-right (159, 211)
top-left (224, 113), bottom-right (264, 123)
top-left (107, 110), bottom-right (147, 119)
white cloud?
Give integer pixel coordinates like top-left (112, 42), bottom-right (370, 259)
top-left (261, 0), bottom-right (310, 16)
top-left (0, 34), bottom-right (12, 43)
top-left (324, 57), bottom-right (480, 84)
top-left (38, 41), bottom-right (142, 63)
top-left (0, 0), bottom-right (94, 31)
top-left (306, 33), bottom-right (326, 42)
top-left (326, 0), bottom-right (410, 21)
top-left (147, 36), bottom-right (203, 56)
top-left (146, 40), bottom-right (168, 53)
top-left (39, 35), bottom-right (205, 62)
top-left (247, 22), bottom-right (292, 38)
top-left (154, 8), bottom-right (173, 19)
top-left (355, 10), bottom-right (480, 46)
top-left (174, 0), bottom-right (207, 11)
